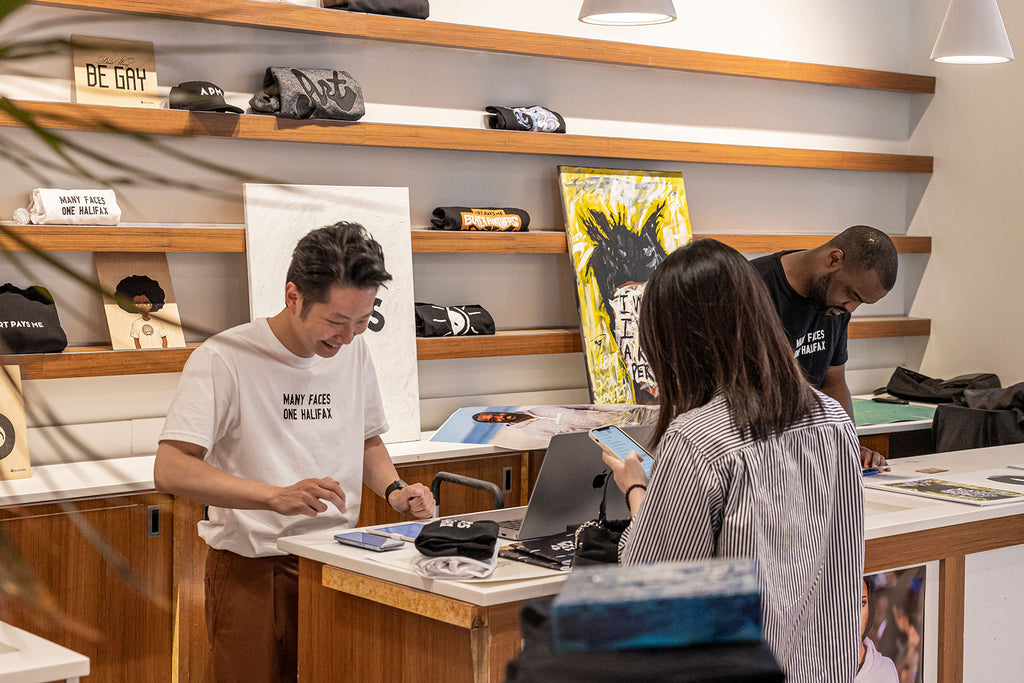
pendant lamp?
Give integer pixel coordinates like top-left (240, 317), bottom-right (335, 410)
top-left (578, 0), bottom-right (677, 26)
top-left (931, 0), bottom-right (1014, 63)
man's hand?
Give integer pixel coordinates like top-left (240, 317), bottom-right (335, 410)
top-left (860, 446), bottom-right (889, 470)
top-left (388, 483), bottom-right (435, 518)
top-left (268, 477), bottom-right (347, 517)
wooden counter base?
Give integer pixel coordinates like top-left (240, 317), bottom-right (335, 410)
top-left (297, 559), bottom-right (527, 682)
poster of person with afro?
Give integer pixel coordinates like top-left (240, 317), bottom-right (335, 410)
top-left (94, 252), bottom-right (186, 350)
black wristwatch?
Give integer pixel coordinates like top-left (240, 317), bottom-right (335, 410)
top-left (384, 479), bottom-right (408, 505)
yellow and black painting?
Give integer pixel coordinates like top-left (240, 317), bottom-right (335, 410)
top-left (558, 167), bottom-right (692, 404)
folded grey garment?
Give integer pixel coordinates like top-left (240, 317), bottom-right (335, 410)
top-left (964, 382), bottom-right (1024, 412)
top-left (323, 0), bottom-right (429, 18)
top-left (249, 67), bottom-right (365, 121)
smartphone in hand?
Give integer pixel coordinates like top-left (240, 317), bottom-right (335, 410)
top-left (589, 425), bottom-right (655, 476)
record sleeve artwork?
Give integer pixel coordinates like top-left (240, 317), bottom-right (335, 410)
top-left (94, 252), bottom-right (187, 350)
top-left (558, 167), bottom-right (692, 404)
top-left (0, 366), bottom-right (31, 480)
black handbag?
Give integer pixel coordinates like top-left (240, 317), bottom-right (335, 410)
top-left (886, 366), bottom-right (1001, 403)
top-left (0, 283), bottom-right (68, 354)
top-left (571, 470), bottom-right (629, 566)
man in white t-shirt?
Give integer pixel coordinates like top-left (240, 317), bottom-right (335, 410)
top-left (154, 222), bottom-right (433, 683)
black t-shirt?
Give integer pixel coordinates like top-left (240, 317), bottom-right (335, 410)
top-left (751, 251), bottom-right (849, 389)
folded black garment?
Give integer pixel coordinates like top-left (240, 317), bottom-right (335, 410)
top-left (322, 0), bottom-right (429, 18)
top-left (415, 302), bottom-right (495, 337)
top-left (486, 105), bottom-right (566, 133)
top-left (249, 67), bottom-right (365, 120)
top-left (430, 206), bottom-right (530, 232)
top-left (414, 519), bottom-right (499, 561)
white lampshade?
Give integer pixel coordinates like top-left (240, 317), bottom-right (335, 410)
top-left (579, 0), bottom-right (677, 26)
top-left (931, 0), bottom-right (1014, 63)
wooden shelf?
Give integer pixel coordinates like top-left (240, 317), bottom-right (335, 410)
top-left (411, 230), bottom-right (932, 254)
top-left (8, 318), bottom-right (930, 379)
top-left (10, 344), bottom-right (200, 380)
top-left (0, 101), bottom-right (934, 174)
top-left (848, 316), bottom-right (931, 339)
top-left (32, 0), bottom-right (935, 94)
top-left (0, 224), bottom-right (247, 252)
top-left (1, 225), bottom-right (932, 255)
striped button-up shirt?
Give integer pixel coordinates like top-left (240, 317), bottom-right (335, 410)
top-left (620, 392), bottom-right (864, 682)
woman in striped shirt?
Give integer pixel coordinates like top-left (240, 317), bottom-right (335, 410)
top-left (601, 238), bottom-right (865, 682)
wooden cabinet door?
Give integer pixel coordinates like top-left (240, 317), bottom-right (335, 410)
top-left (0, 493), bottom-right (174, 682)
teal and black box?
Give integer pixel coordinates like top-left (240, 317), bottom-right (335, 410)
top-left (550, 558), bottom-right (762, 652)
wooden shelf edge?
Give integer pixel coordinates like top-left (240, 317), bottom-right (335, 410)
top-left (1, 101), bottom-right (934, 174)
top-left (32, 0), bottom-right (935, 94)
top-left (849, 316), bottom-right (931, 339)
top-left (416, 329), bottom-right (583, 360)
top-left (410, 231), bottom-right (932, 254)
top-left (0, 225), bottom-right (247, 252)
top-left (0, 226), bottom-right (932, 255)
top-left (6, 319), bottom-right (928, 378)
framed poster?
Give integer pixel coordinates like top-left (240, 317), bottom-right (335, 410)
top-left (94, 252), bottom-right (187, 350)
top-left (861, 566), bottom-right (926, 682)
top-left (0, 365), bottom-right (30, 480)
top-left (557, 166), bottom-right (692, 405)
top-left (71, 35), bottom-right (159, 108)
top-left (243, 183), bottom-right (420, 443)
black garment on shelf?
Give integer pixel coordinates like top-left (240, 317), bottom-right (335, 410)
top-left (415, 302), bottom-right (495, 337)
top-left (505, 598), bottom-right (784, 683)
top-left (886, 366), bottom-right (1001, 403)
top-left (0, 284), bottom-right (68, 354)
top-left (486, 105), bottom-right (566, 133)
top-left (430, 206), bottom-right (530, 232)
top-left (322, 0), bottom-right (429, 18)
top-left (414, 518), bottom-right (499, 561)
top-left (249, 67), bottom-right (365, 120)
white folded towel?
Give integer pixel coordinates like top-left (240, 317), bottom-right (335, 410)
top-left (411, 544), bottom-right (499, 580)
top-left (17, 188), bottom-right (121, 226)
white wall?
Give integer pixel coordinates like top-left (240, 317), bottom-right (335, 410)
top-left (908, 0), bottom-right (1024, 386)
top-left (0, 1), bottom-right (931, 447)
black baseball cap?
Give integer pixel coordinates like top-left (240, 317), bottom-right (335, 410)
top-left (169, 80), bottom-right (243, 114)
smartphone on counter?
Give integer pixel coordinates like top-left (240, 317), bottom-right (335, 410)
top-left (367, 522), bottom-right (426, 543)
top-left (334, 531), bottom-right (404, 552)
top-left (589, 425), bottom-right (655, 476)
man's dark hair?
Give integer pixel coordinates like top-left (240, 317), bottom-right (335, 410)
top-left (639, 239), bottom-right (819, 446)
top-left (286, 222), bottom-right (392, 316)
top-left (114, 274), bottom-right (166, 313)
top-left (827, 225), bottom-right (899, 290)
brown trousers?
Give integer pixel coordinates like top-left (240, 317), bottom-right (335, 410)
top-left (205, 548), bottom-right (299, 683)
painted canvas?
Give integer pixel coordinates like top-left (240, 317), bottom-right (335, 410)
top-left (431, 403), bottom-right (659, 450)
top-left (243, 183), bottom-right (420, 443)
top-left (95, 252), bottom-right (187, 350)
top-left (558, 167), bottom-right (692, 404)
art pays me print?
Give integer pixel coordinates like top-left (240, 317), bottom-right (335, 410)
top-left (558, 167), bottom-right (692, 405)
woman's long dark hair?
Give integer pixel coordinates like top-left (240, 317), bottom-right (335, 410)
top-left (639, 239), bottom-right (819, 446)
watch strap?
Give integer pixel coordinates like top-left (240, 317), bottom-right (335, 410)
top-left (384, 479), bottom-right (408, 503)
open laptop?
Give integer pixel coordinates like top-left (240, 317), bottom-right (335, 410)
top-left (461, 425), bottom-right (654, 540)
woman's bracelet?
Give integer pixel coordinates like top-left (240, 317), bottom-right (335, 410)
top-left (624, 483), bottom-right (647, 510)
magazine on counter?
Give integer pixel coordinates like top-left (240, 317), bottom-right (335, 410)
top-left (499, 530), bottom-right (576, 571)
top-left (867, 477), bottom-right (1024, 506)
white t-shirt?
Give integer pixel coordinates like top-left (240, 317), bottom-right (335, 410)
top-left (159, 318), bottom-right (388, 557)
top-left (131, 316), bottom-right (168, 348)
top-left (855, 637), bottom-right (899, 683)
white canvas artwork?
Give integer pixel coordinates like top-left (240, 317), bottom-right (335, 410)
top-left (243, 183), bottom-right (420, 443)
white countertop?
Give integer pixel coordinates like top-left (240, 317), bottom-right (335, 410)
top-left (279, 443), bottom-right (1024, 606)
top-left (0, 621), bottom-right (89, 683)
